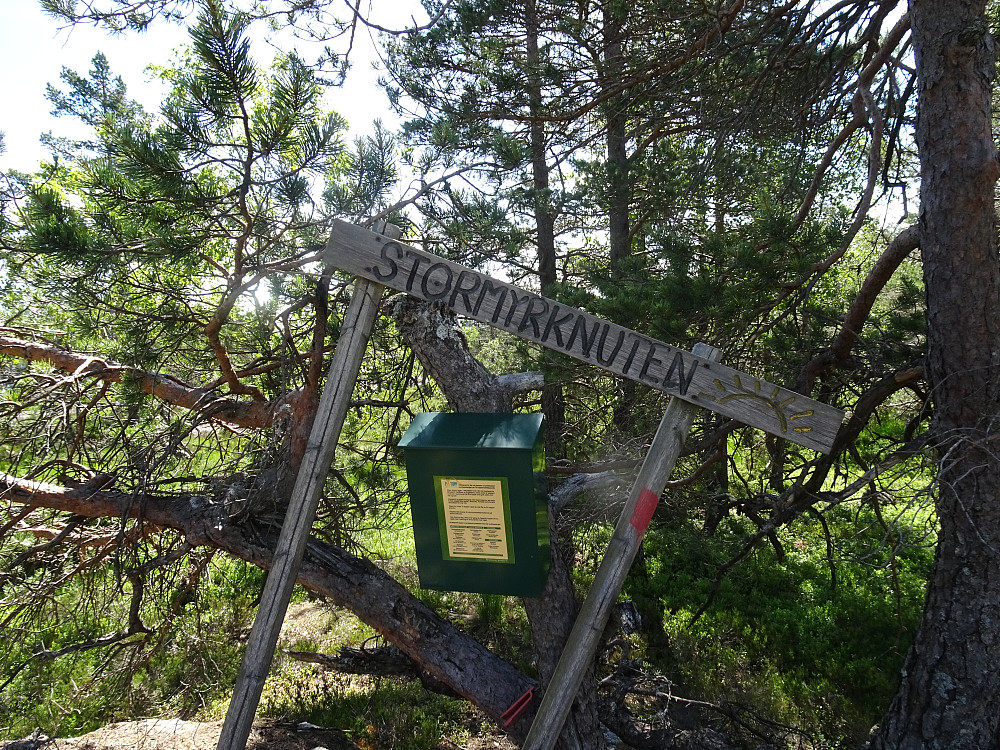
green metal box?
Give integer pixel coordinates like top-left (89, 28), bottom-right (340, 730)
top-left (398, 412), bottom-right (549, 596)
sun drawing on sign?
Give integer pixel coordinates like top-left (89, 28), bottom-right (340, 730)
top-left (702, 375), bottom-right (814, 434)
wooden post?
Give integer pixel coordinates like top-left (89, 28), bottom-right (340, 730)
top-left (216, 224), bottom-right (398, 750)
top-left (522, 342), bottom-right (721, 750)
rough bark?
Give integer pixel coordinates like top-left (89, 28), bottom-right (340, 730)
top-left (522, 516), bottom-right (606, 748)
top-left (390, 295), bottom-right (513, 412)
top-left (871, 2), bottom-right (1000, 747)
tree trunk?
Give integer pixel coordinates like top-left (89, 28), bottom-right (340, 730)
top-left (525, 0), bottom-right (567, 461)
top-left (526, 0), bottom-right (557, 295)
top-left (600, 0), bottom-right (640, 436)
top-left (602, 0), bottom-right (630, 273)
top-left (523, 520), bottom-right (605, 748)
top-left (872, 2), bottom-right (1000, 747)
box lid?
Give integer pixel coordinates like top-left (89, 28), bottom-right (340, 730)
top-left (398, 412), bottom-right (543, 451)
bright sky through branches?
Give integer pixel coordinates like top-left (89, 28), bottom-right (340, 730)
top-left (0, 1), bottom-right (417, 174)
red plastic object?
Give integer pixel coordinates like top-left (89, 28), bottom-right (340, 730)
top-left (501, 686), bottom-right (536, 727)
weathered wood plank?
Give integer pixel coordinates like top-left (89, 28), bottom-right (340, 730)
top-left (323, 219), bottom-right (843, 452)
top-left (522, 343), bottom-right (720, 750)
top-left (217, 224), bottom-right (400, 750)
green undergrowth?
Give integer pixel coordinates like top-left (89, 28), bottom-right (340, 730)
top-left (620, 500), bottom-right (936, 748)
top-left (0, 558), bottom-right (264, 739)
top-left (259, 667), bottom-right (474, 750)
top-left (2, 485), bottom-right (935, 750)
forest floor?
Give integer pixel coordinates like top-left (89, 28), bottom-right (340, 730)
top-left (8, 719), bottom-right (359, 750)
top-left (3, 717), bottom-right (517, 750)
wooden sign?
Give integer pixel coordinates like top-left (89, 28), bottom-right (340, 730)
top-left (324, 220), bottom-right (843, 452)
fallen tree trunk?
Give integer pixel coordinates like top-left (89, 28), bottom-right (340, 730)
top-left (4, 472), bottom-right (743, 748)
top-left (1, 298), bottom-right (738, 748)
top-left (0, 472), bottom-right (539, 740)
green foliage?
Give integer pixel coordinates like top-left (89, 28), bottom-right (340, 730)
top-left (0, 555), bottom-right (264, 737)
top-left (0, 0), bottom-right (936, 746)
top-left (474, 593), bottom-right (505, 631)
top-left (259, 669), bottom-right (471, 750)
top-left (624, 503), bottom-right (935, 748)
top-left (21, 186), bottom-right (94, 256)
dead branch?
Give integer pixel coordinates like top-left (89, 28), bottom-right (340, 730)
top-left (0, 628), bottom-right (149, 693)
top-left (0, 332), bottom-right (285, 428)
top-left (796, 223), bottom-right (921, 393)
